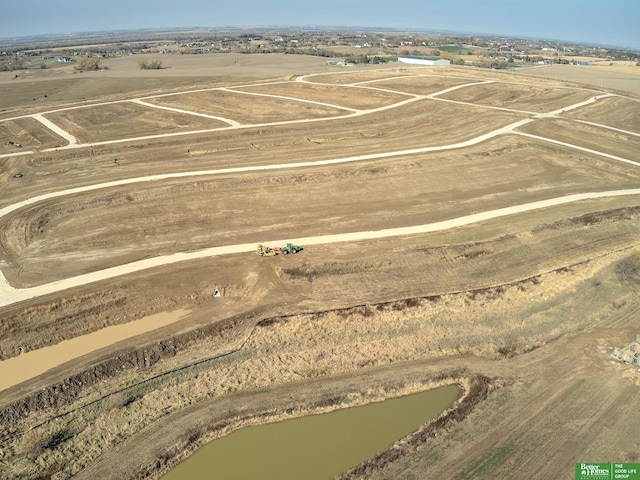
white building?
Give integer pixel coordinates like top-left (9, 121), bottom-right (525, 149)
top-left (397, 56), bottom-right (450, 66)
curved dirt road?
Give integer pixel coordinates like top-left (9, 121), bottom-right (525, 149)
top-left (1, 188), bottom-right (640, 307)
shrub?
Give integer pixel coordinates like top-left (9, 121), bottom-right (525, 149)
top-left (616, 250), bottom-right (640, 284)
top-left (139, 59), bottom-right (163, 70)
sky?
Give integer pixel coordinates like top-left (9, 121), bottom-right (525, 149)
top-left (1, 0), bottom-right (638, 49)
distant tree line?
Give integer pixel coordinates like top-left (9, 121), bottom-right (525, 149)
top-left (476, 60), bottom-right (511, 69)
top-left (344, 54), bottom-right (389, 64)
top-left (400, 49), bottom-right (441, 57)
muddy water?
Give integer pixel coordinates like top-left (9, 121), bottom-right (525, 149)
top-left (0, 309), bottom-right (189, 392)
top-left (162, 384), bottom-right (460, 480)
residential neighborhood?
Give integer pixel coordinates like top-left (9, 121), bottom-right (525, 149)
top-left (1, 28), bottom-right (638, 72)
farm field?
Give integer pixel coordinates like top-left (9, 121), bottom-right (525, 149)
top-left (0, 54), bottom-right (639, 480)
top-left (511, 63), bottom-right (640, 96)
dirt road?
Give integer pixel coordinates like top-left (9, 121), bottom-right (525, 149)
top-left (1, 188), bottom-right (640, 307)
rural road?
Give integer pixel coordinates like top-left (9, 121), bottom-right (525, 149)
top-left (0, 74), bottom-right (636, 307)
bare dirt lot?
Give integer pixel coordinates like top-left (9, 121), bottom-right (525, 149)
top-left (566, 95), bottom-right (640, 132)
top-left (1, 134), bottom-right (638, 288)
top-left (0, 54), bottom-right (639, 480)
top-left (146, 88), bottom-right (350, 123)
top-left (233, 81), bottom-right (411, 109)
top-left (44, 103), bottom-right (230, 143)
top-left (438, 81), bottom-right (598, 112)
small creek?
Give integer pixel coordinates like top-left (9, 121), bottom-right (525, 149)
top-left (162, 384), bottom-right (460, 480)
top-left (0, 308), bottom-right (189, 391)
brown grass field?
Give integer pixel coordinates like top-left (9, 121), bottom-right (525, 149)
top-left (0, 52), bottom-right (639, 480)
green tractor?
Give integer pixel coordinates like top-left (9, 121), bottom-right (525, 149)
top-left (280, 242), bottom-right (303, 254)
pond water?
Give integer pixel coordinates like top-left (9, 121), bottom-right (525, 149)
top-left (0, 308), bottom-right (189, 391)
top-left (162, 384), bottom-right (460, 480)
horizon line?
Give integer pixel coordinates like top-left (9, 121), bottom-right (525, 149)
top-left (1, 25), bottom-right (637, 51)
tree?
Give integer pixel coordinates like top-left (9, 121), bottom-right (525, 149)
top-left (74, 57), bottom-right (101, 71)
top-left (138, 59), bottom-right (163, 69)
top-left (616, 250), bottom-right (640, 284)
top-left (7, 54), bottom-right (23, 71)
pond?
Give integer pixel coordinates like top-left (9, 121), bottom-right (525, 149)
top-left (162, 384), bottom-right (460, 480)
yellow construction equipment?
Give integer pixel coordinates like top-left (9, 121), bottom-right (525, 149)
top-left (257, 244), bottom-right (278, 257)
top-left (257, 243), bottom-right (303, 256)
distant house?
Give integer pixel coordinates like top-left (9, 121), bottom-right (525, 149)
top-left (397, 56), bottom-right (450, 66)
top-left (326, 61), bottom-right (356, 67)
top-left (58, 57), bottom-right (72, 63)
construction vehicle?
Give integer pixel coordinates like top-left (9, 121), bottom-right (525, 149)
top-left (257, 243), bottom-right (303, 256)
top-left (280, 242), bottom-right (303, 254)
top-left (257, 244), bottom-right (278, 257)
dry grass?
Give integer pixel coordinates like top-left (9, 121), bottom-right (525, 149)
top-left (511, 64), bottom-right (640, 97)
top-left (45, 103), bottom-right (228, 143)
top-left (370, 74), bottom-right (477, 95)
top-left (146, 88), bottom-right (348, 123)
top-left (0, 118), bottom-right (62, 152)
top-left (0, 53), bottom-right (336, 117)
top-left (234, 81), bottom-right (410, 109)
top-left (2, 56), bottom-right (640, 480)
top-left (0, 252), bottom-right (631, 479)
top-left (438, 82), bottom-right (596, 112)
top-left (565, 95), bottom-right (640, 133)
top-left (518, 118), bottom-right (640, 160)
